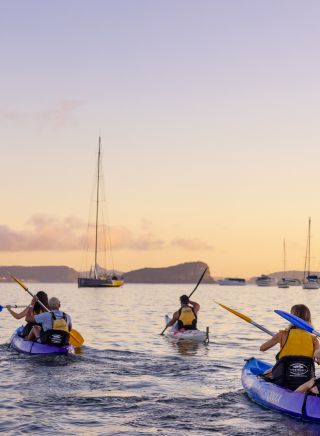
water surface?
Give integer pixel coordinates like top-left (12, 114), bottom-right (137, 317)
top-left (1, 283), bottom-right (320, 435)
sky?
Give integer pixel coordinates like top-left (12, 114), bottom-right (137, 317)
top-left (1, 0), bottom-right (320, 278)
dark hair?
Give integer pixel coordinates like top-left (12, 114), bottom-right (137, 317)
top-left (34, 291), bottom-right (49, 315)
top-left (290, 304), bottom-right (312, 324)
top-left (180, 294), bottom-right (189, 305)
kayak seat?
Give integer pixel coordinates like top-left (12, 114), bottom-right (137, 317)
top-left (267, 355), bottom-right (315, 391)
top-left (40, 330), bottom-right (70, 347)
top-left (16, 326), bottom-right (25, 337)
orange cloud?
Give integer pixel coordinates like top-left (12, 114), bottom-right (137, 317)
top-left (0, 215), bottom-right (84, 251)
top-left (0, 215), bottom-right (212, 253)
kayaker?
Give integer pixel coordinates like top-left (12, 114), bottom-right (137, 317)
top-left (6, 291), bottom-right (49, 337)
top-left (25, 296), bottom-right (72, 346)
top-left (259, 304), bottom-right (319, 390)
top-left (166, 295), bottom-right (200, 330)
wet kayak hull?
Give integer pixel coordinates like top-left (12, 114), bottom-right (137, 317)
top-left (10, 329), bottom-right (75, 355)
top-left (242, 357), bottom-right (320, 423)
top-left (166, 329), bottom-right (208, 343)
top-left (164, 315), bottom-right (209, 343)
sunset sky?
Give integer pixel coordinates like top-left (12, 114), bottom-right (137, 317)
top-left (1, 1), bottom-right (320, 278)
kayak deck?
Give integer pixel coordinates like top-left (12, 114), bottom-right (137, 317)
top-left (10, 329), bottom-right (74, 355)
top-left (164, 315), bottom-right (209, 343)
top-left (242, 357), bottom-right (320, 423)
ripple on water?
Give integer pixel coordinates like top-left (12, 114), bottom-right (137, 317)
top-left (1, 284), bottom-right (320, 434)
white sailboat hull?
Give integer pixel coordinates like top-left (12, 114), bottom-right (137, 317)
top-left (303, 282), bottom-right (319, 289)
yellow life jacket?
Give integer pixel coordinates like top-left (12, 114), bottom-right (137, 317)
top-left (178, 306), bottom-right (196, 328)
top-left (52, 312), bottom-right (69, 333)
top-left (278, 328), bottom-right (314, 360)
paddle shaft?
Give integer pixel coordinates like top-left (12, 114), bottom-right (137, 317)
top-left (251, 320), bottom-right (274, 337)
top-left (215, 301), bottom-right (275, 337)
top-left (160, 267), bottom-right (207, 336)
top-left (4, 305), bottom-right (27, 309)
top-left (188, 267), bottom-right (208, 299)
top-left (19, 283), bottom-right (50, 312)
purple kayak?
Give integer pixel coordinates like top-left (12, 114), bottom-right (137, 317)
top-left (242, 357), bottom-right (320, 423)
top-left (10, 327), bottom-right (74, 355)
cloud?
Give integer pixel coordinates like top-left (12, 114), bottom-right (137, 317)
top-left (0, 100), bottom-right (84, 128)
top-left (0, 218), bottom-right (165, 252)
top-left (105, 225), bottom-right (133, 249)
top-left (107, 227), bottom-right (165, 250)
top-left (130, 233), bottom-right (165, 250)
top-left (0, 215), bottom-right (212, 253)
top-left (0, 214), bottom-right (85, 251)
top-left (171, 238), bottom-right (213, 251)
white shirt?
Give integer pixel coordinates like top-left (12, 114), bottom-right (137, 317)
top-left (34, 310), bottom-right (72, 332)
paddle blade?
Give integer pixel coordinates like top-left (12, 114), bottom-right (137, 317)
top-left (214, 301), bottom-right (252, 323)
top-left (275, 310), bottom-right (314, 334)
top-left (69, 329), bottom-right (84, 347)
top-left (0, 305), bottom-right (3, 312)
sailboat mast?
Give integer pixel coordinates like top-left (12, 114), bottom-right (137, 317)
top-left (283, 239), bottom-right (286, 277)
top-left (94, 137), bottom-right (101, 278)
top-left (308, 217), bottom-right (311, 276)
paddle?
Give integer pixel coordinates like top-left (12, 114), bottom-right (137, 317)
top-left (160, 267), bottom-right (208, 336)
top-left (275, 309), bottom-right (320, 337)
top-left (214, 301), bottom-right (274, 336)
top-left (9, 274), bottom-right (84, 347)
top-left (0, 305), bottom-right (27, 312)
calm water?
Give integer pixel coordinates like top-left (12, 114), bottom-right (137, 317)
top-left (1, 283), bottom-right (320, 435)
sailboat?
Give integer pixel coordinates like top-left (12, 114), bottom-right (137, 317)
top-left (78, 137), bottom-right (124, 288)
top-left (302, 217), bottom-right (319, 290)
top-left (277, 239), bottom-right (289, 288)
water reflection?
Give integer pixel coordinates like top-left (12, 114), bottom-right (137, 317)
top-left (169, 340), bottom-right (201, 356)
top-left (1, 283), bottom-right (320, 434)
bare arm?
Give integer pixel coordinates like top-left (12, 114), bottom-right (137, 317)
top-left (25, 296), bottom-right (38, 323)
top-left (166, 311), bottom-right (179, 327)
top-left (6, 306), bottom-right (28, 320)
top-left (260, 331), bottom-right (282, 352)
top-left (25, 306), bottom-right (36, 323)
top-left (313, 337), bottom-right (320, 363)
top-left (189, 300), bottom-right (200, 314)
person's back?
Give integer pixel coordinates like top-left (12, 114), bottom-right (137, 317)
top-left (278, 327), bottom-right (314, 360)
top-left (166, 295), bottom-right (200, 331)
top-left (26, 297), bottom-right (72, 346)
top-left (260, 304), bottom-right (318, 390)
top-left (178, 304), bottom-right (197, 330)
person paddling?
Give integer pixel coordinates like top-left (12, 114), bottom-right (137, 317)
top-left (25, 296), bottom-right (72, 346)
top-left (6, 291), bottom-right (49, 337)
top-left (166, 295), bottom-right (200, 331)
top-left (260, 304), bottom-right (319, 390)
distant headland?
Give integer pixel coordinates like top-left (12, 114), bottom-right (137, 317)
top-left (0, 262), bottom-right (214, 284)
top-left (0, 264), bottom-right (314, 284)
